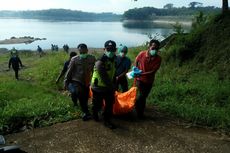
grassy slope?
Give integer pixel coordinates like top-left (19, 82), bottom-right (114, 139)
top-left (144, 13), bottom-right (230, 130)
top-left (0, 13), bottom-right (229, 134)
top-left (0, 51), bottom-right (82, 134)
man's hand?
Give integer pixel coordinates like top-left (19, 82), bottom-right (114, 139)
top-left (116, 76), bottom-right (119, 82)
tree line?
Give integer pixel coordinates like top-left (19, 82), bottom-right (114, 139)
top-left (0, 5), bottom-right (223, 22)
top-left (0, 9), bottom-right (122, 21)
top-left (123, 6), bottom-right (221, 20)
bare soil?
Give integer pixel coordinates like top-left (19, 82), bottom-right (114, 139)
top-left (3, 106), bottom-right (230, 153)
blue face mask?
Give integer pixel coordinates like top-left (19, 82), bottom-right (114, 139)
top-left (149, 50), bottom-right (157, 56)
top-left (80, 53), bottom-right (88, 59)
top-left (105, 51), bottom-right (115, 58)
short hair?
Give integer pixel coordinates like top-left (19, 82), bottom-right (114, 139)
top-left (77, 43), bottom-right (88, 50)
top-left (69, 52), bottom-right (77, 58)
top-left (149, 39), bottom-right (160, 50)
top-left (104, 40), bottom-right (116, 52)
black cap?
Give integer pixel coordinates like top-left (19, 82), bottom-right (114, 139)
top-left (77, 43), bottom-right (88, 50)
top-left (104, 40), bottom-right (116, 52)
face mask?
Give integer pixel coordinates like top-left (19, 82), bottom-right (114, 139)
top-left (80, 54), bottom-right (88, 59)
top-left (105, 51), bottom-right (115, 58)
top-left (149, 50), bottom-right (157, 56)
top-left (119, 52), bottom-right (125, 57)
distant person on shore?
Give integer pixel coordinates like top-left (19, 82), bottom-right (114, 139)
top-left (91, 40), bottom-right (117, 129)
top-left (51, 44), bottom-right (55, 51)
top-left (8, 49), bottom-right (23, 80)
top-left (55, 45), bottom-right (59, 51)
top-left (64, 43), bottom-right (96, 121)
top-left (134, 39), bottom-right (162, 119)
top-left (114, 44), bottom-right (131, 92)
top-left (63, 44), bottom-right (69, 53)
top-left (56, 51), bottom-right (77, 106)
top-left (37, 45), bottom-right (43, 57)
top-left (51, 44), bottom-right (58, 52)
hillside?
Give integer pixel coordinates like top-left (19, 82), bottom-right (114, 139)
top-left (163, 12), bottom-right (230, 78)
top-left (0, 9), bottom-right (122, 21)
top-left (0, 13), bottom-right (230, 136)
top-left (146, 12), bottom-right (230, 130)
top-left (123, 6), bottom-right (221, 20)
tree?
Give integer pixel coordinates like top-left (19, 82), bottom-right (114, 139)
top-left (172, 22), bottom-right (184, 34)
top-left (163, 3), bottom-right (174, 9)
top-left (222, 0), bottom-right (229, 13)
top-left (189, 2), bottom-right (203, 8)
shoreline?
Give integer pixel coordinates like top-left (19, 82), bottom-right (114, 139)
top-left (0, 36), bottom-right (46, 45)
top-left (153, 20), bottom-right (192, 26)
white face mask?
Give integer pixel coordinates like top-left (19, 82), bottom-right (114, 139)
top-left (79, 53), bottom-right (88, 59)
top-left (149, 50), bottom-right (157, 56)
top-left (119, 52), bottom-right (125, 57)
top-left (105, 51), bottom-right (115, 58)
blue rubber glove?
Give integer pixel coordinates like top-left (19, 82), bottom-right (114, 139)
top-left (131, 66), bottom-right (142, 77)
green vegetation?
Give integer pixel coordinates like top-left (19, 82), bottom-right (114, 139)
top-left (0, 12), bottom-right (229, 134)
top-left (0, 51), bottom-right (82, 134)
top-left (128, 12), bottom-right (230, 130)
top-left (123, 7), bottom-right (220, 20)
top-left (0, 6), bottom-right (220, 22)
top-left (0, 9), bottom-right (122, 21)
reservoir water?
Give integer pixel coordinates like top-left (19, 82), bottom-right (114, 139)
top-left (0, 18), bottom-right (174, 50)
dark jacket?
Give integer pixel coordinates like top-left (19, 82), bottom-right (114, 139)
top-left (9, 56), bottom-right (22, 70)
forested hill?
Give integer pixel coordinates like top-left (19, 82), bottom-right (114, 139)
top-left (0, 9), bottom-right (122, 21)
top-left (123, 7), bottom-right (221, 20)
top-left (0, 7), bottom-right (221, 22)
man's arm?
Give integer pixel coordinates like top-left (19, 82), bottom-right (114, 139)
top-left (64, 60), bottom-right (75, 89)
top-left (18, 57), bottom-right (23, 67)
top-left (56, 62), bottom-right (68, 84)
top-left (56, 69), bottom-right (65, 84)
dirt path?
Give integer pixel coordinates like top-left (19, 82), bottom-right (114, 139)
top-left (3, 107), bottom-right (230, 153)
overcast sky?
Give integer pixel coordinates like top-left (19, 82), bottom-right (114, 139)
top-left (0, 0), bottom-right (221, 14)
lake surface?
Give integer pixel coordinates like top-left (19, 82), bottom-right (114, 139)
top-left (0, 19), bottom-right (174, 50)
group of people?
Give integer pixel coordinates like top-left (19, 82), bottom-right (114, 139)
top-left (51, 44), bottom-right (59, 51)
top-left (63, 44), bottom-right (70, 53)
top-left (56, 39), bottom-right (162, 129)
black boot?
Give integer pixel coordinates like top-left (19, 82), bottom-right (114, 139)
top-left (93, 111), bottom-right (99, 122)
top-left (104, 121), bottom-right (117, 129)
top-left (82, 113), bottom-right (91, 121)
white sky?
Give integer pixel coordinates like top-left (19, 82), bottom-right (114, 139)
top-left (0, 0), bottom-right (221, 14)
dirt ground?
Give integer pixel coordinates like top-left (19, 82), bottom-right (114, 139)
top-left (3, 107), bottom-right (230, 153)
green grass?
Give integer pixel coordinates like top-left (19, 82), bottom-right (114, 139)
top-left (0, 51), bottom-right (81, 134)
top-left (127, 44), bottom-right (230, 130)
top-left (149, 67), bottom-right (230, 129)
top-left (0, 13), bottom-right (230, 133)
top-left (145, 13), bottom-right (230, 130)
top-left (125, 13), bottom-right (230, 131)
